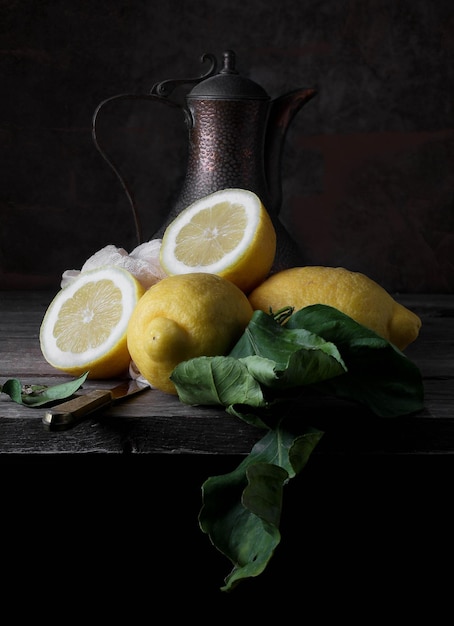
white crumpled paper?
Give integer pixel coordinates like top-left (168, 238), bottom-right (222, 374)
top-left (61, 239), bottom-right (168, 290)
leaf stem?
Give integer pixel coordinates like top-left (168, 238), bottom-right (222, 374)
top-left (272, 306), bottom-right (294, 326)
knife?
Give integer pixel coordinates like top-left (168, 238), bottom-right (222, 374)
top-left (42, 379), bottom-right (150, 431)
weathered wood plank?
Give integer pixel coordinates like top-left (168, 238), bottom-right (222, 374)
top-left (1, 290), bottom-right (453, 456)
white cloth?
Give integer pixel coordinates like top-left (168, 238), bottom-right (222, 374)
top-left (61, 239), bottom-right (167, 290)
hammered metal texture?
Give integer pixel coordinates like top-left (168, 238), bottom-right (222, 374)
top-left (154, 99), bottom-right (303, 271)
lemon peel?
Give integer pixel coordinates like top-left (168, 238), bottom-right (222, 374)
top-left (127, 272), bottom-right (254, 394)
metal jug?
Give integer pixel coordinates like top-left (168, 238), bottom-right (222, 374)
top-left (93, 50), bottom-right (316, 271)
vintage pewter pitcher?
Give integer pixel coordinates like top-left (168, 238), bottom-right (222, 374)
top-left (93, 50), bottom-right (316, 271)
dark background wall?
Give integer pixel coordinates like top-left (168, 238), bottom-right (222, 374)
top-left (1, 0), bottom-right (453, 293)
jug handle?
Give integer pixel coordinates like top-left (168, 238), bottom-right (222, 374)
top-left (92, 54), bottom-right (217, 245)
top-left (92, 93), bottom-right (182, 245)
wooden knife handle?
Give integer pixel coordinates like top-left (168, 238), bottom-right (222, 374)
top-left (42, 389), bottom-right (113, 431)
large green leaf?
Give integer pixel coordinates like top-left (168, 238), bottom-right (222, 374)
top-left (230, 309), bottom-right (346, 373)
top-left (199, 422), bottom-right (324, 591)
top-left (286, 305), bottom-right (424, 417)
top-left (170, 355), bottom-right (267, 408)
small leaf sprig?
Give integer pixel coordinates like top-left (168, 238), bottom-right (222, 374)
top-left (0, 371), bottom-right (89, 407)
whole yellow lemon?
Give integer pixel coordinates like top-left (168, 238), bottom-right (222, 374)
top-left (248, 266), bottom-right (422, 351)
top-left (127, 272), bottom-right (254, 394)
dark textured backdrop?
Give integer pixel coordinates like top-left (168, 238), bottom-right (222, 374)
top-left (1, 0), bottom-right (453, 292)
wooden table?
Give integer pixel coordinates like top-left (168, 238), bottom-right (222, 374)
top-left (1, 290), bottom-right (453, 605)
top-left (1, 290), bottom-right (453, 456)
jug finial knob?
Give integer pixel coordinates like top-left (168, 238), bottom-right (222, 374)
top-left (221, 50), bottom-right (238, 75)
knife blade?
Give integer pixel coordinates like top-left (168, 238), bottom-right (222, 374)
top-left (42, 379), bottom-right (149, 431)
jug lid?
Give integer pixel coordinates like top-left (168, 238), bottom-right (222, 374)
top-left (187, 50), bottom-right (269, 101)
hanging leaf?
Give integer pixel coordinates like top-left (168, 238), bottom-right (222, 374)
top-left (199, 421), bottom-right (324, 591)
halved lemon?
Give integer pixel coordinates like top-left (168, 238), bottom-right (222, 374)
top-left (39, 266), bottom-right (145, 378)
top-left (159, 188), bottom-right (277, 293)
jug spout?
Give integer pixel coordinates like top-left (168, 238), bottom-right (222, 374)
top-left (265, 87), bottom-right (317, 215)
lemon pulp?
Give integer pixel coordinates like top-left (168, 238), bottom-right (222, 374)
top-left (54, 280), bottom-right (123, 353)
top-left (160, 188), bottom-right (276, 293)
top-left (174, 202), bottom-right (247, 266)
top-left (40, 266), bottom-right (145, 378)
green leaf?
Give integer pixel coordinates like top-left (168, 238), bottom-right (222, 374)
top-left (230, 309), bottom-right (346, 373)
top-left (239, 349), bottom-right (345, 389)
top-left (0, 372), bottom-right (89, 407)
top-left (226, 403), bottom-right (273, 429)
top-left (171, 356), bottom-right (267, 408)
top-left (171, 303), bottom-right (425, 591)
top-left (0, 378), bottom-right (23, 404)
top-left (286, 305), bottom-right (424, 416)
top-left (199, 422), bottom-right (324, 591)
top-left (230, 309), bottom-right (348, 389)
top-left (172, 311), bottom-right (347, 411)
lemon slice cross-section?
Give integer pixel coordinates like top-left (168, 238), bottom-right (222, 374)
top-left (40, 266), bottom-right (145, 378)
top-left (159, 188), bottom-right (276, 293)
